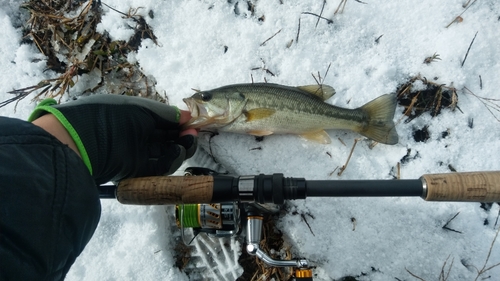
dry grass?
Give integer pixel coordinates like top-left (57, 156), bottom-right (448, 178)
top-left (463, 86), bottom-right (500, 123)
top-left (406, 226), bottom-right (500, 281)
top-left (472, 226), bottom-right (500, 281)
top-left (2, 0), bottom-right (163, 110)
top-left (395, 74), bottom-right (500, 125)
top-left (396, 75), bottom-right (459, 123)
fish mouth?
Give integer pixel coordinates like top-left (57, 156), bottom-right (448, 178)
top-left (182, 98), bottom-right (214, 129)
top-left (183, 98), bottom-right (200, 118)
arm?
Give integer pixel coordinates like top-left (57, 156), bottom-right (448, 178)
top-left (1, 94), bottom-right (198, 280)
top-left (0, 117), bottom-right (100, 280)
top-left (32, 113), bottom-right (82, 157)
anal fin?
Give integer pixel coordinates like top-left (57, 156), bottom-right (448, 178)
top-left (299, 130), bottom-right (332, 144)
top-left (247, 130), bottom-right (274, 136)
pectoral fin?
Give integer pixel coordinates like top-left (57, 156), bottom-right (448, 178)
top-left (297, 85), bottom-right (336, 101)
top-left (299, 130), bottom-right (332, 144)
top-left (244, 108), bottom-right (276, 122)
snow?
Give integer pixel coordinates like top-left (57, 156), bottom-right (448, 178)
top-left (1, 0), bottom-right (500, 280)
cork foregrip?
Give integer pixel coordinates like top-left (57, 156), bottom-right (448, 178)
top-left (422, 171), bottom-right (500, 202)
top-left (116, 176), bottom-right (214, 205)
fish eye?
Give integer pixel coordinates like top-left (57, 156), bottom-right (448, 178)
top-left (200, 92), bottom-right (212, 102)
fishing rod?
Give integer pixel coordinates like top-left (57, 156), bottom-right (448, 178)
top-left (100, 170), bottom-right (500, 204)
top-left (99, 169), bottom-right (500, 280)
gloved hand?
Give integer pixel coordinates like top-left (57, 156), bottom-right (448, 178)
top-left (29, 94), bottom-right (197, 184)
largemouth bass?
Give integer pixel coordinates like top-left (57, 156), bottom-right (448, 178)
top-left (183, 83), bottom-right (398, 144)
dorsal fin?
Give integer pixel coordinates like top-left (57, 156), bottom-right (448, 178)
top-left (297, 85), bottom-right (336, 101)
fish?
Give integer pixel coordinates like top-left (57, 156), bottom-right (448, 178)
top-left (183, 83), bottom-right (398, 145)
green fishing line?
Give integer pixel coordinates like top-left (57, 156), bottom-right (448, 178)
top-left (179, 204), bottom-right (200, 228)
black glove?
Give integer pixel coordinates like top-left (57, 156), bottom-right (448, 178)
top-left (29, 95), bottom-right (197, 184)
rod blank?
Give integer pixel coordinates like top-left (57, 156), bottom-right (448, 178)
top-left (306, 179), bottom-right (423, 198)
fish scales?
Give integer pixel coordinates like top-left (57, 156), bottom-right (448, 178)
top-left (224, 84), bottom-right (367, 131)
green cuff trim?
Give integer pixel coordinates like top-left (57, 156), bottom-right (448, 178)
top-left (174, 106), bottom-right (181, 123)
top-left (29, 99), bottom-right (93, 175)
top-left (28, 98), bottom-right (58, 122)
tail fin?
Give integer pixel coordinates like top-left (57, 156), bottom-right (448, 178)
top-left (358, 94), bottom-right (399, 145)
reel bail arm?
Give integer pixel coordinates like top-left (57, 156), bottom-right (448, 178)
top-left (245, 206), bottom-right (309, 269)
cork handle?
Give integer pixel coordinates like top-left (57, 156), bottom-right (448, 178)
top-left (116, 176), bottom-right (214, 205)
top-left (422, 171), bottom-right (500, 202)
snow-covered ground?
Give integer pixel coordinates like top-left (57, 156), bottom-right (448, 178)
top-left (1, 1), bottom-right (499, 280)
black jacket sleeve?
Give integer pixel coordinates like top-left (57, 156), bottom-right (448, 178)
top-left (0, 117), bottom-right (101, 281)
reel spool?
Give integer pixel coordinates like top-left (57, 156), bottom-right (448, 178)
top-left (175, 202), bottom-right (241, 237)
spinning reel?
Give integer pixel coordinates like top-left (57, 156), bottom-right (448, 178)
top-left (175, 167), bottom-right (312, 280)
